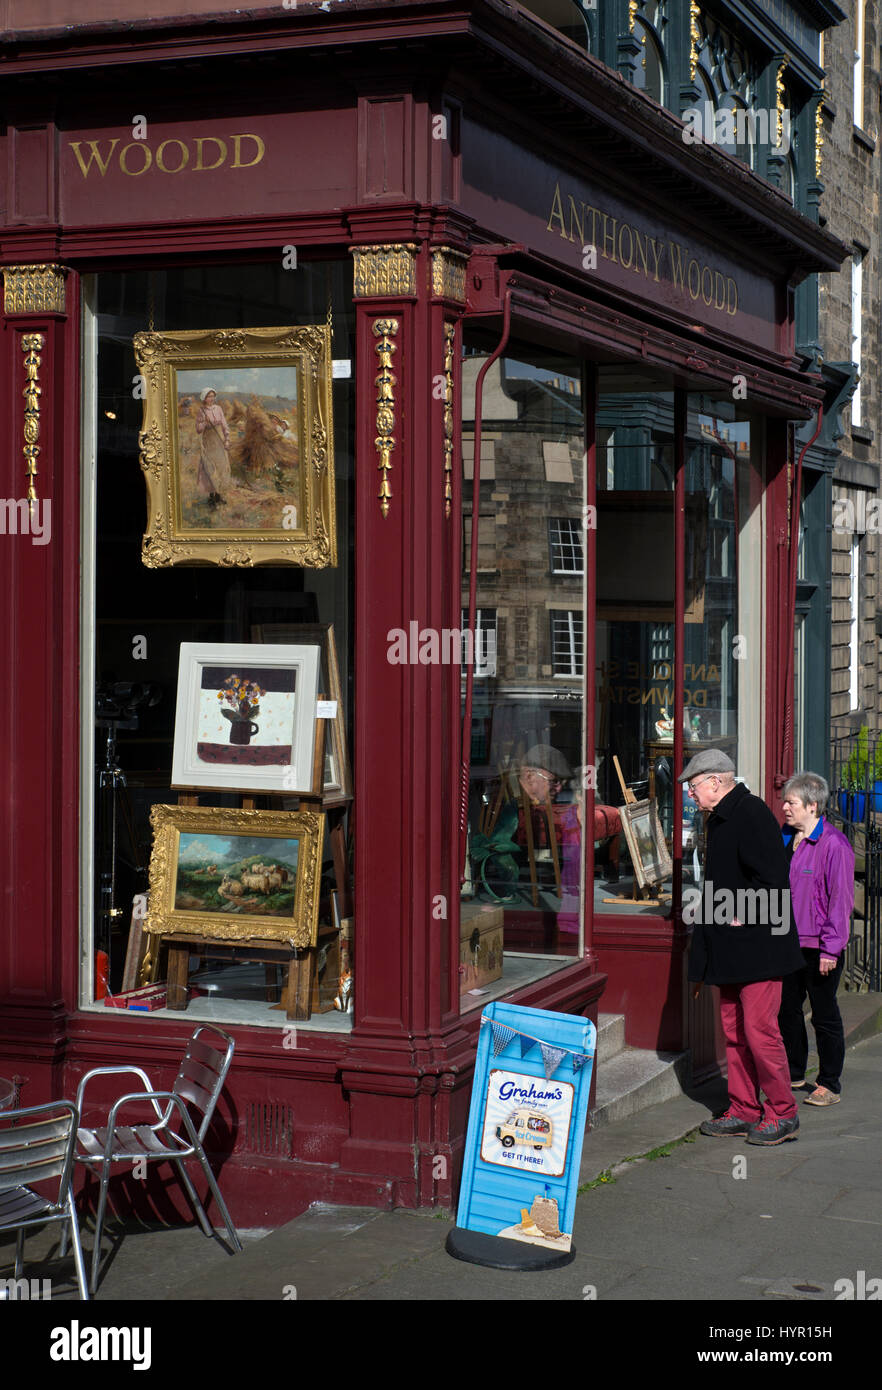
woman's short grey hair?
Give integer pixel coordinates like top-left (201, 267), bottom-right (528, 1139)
top-left (783, 771), bottom-right (829, 814)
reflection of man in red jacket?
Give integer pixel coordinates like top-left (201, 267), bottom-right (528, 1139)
top-left (514, 746), bottom-right (620, 927)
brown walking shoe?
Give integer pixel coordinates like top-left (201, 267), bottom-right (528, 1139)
top-left (804, 1086), bottom-right (841, 1106)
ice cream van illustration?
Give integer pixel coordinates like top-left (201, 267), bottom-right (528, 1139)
top-left (496, 1107), bottom-right (554, 1150)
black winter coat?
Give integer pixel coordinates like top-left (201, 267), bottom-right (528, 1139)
top-left (688, 782), bottom-right (805, 985)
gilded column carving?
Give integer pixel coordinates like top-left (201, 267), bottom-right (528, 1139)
top-left (431, 247), bottom-right (468, 304)
top-left (689, 3), bottom-right (701, 82)
top-left (3, 263), bottom-right (68, 315)
top-left (351, 244), bottom-right (418, 298)
top-left (373, 318), bottom-right (399, 519)
top-left (442, 322), bottom-right (455, 520)
top-left (776, 62), bottom-right (788, 147)
top-left (21, 333), bottom-right (44, 509)
top-left (628, 0), bottom-right (638, 33)
top-left (815, 98), bottom-right (824, 180)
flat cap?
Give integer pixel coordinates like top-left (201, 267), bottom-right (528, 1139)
top-left (523, 744), bottom-right (571, 779)
top-left (677, 748), bottom-right (736, 783)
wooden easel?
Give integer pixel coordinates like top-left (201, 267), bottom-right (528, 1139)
top-left (602, 755), bottom-right (670, 907)
top-left (161, 707), bottom-right (351, 1020)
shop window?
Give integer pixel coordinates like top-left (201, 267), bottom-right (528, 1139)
top-left (80, 261), bottom-right (354, 1026)
top-left (551, 609), bottom-right (584, 676)
top-left (592, 375), bottom-right (764, 915)
top-left (461, 343), bottom-right (586, 988)
top-left (549, 517), bottom-right (584, 574)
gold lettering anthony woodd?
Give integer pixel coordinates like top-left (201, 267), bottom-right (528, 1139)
top-left (546, 182), bottom-right (737, 316)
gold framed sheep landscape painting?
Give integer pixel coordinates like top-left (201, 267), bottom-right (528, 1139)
top-left (135, 324), bottom-right (336, 568)
top-left (144, 804), bottom-right (325, 948)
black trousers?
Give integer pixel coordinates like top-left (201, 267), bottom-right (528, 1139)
top-left (778, 947), bottom-right (845, 1093)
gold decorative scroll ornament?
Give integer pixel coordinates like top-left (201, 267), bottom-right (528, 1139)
top-left (689, 3), bottom-right (701, 82)
top-left (442, 322), bottom-right (455, 519)
top-left (776, 62), bottom-right (788, 147)
top-left (431, 247), bottom-right (468, 304)
top-left (815, 98), bottom-right (824, 179)
top-left (373, 318), bottom-right (398, 519)
top-left (3, 264), bottom-right (67, 315)
top-left (21, 334), bottom-right (44, 509)
top-left (351, 244), bottom-right (418, 298)
top-left (144, 803), bottom-right (325, 949)
top-left (628, 0), bottom-right (638, 33)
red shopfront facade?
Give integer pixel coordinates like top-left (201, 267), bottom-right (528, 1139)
top-left (0, 0), bottom-right (846, 1225)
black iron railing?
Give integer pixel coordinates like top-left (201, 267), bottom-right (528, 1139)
top-left (828, 729), bottom-right (882, 991)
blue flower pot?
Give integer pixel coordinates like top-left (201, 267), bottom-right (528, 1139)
top-left (838, 790), bottom-right (866, 822)
top-left (873, 781), bottom-right (882, 814)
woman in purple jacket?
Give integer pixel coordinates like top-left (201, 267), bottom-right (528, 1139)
top-left (779, 772), bottom-right (855, 1105)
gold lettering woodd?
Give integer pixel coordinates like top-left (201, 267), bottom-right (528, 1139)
top-left (373, 318), bottom-right (399, 519)
top-left (21, 333), bottom-right (44, 509)
top-left (351, 245), bottom-right (418, 298)
top-left (3, 264), bottom-right (68, 315)
top-left (67, 134), bottom-right (265, 178)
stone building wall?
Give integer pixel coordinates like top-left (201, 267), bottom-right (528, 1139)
top-left (818, 0), bottom-right (882, 735)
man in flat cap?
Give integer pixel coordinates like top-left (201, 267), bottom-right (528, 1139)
top-left (680, 750), bottom-right (804, 1145)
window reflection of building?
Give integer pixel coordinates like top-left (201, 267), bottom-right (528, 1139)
top-left (462, 346), bottom-right (585, 963)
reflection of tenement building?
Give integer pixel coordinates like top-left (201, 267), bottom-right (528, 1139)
top-left (0, 0), bottom-right (849, 1228)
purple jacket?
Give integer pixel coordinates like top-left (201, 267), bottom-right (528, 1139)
top-left (782, 818), bottom-right (854, 956)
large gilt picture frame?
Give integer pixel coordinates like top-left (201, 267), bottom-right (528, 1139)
top-left (135, 324), bottom-right (336, 568)
top-left (144, 804), bottom-right (325, 948)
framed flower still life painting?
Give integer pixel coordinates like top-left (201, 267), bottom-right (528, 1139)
top-left (171, 642), bottom-right (321, 795)
top-left (135, 324), bottom-right (336, 568)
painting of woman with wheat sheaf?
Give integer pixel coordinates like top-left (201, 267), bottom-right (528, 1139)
top-left (175, 365), bottom-right (302, 532)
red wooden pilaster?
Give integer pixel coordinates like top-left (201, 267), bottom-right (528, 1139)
top-left (0, 263), bottom-right (81, 1099)
top-left (341, 239), bottom-right (472, 1207)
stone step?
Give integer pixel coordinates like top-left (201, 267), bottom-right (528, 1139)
top-left (595, 1012), bottom-right (625, 1061)
top-left (590, 1046), bottom-right (691, 1129)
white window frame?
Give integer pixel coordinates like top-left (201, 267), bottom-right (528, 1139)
top-left (550, 608), bottom-right (583, 678)
top-left (854, 0), bottom-right (865, 128)
top-left (852, 250), bottom-right (863, 427)
top-left (549, 516), bottom-right (584, 574)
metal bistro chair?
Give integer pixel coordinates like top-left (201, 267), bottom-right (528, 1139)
top-left (70, 1024), bottom-right (242, 1294)
top-left (0, 1100), bottom-right (90, 1300)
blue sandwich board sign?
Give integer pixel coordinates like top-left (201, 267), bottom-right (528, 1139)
top-left (449, 1000), bottom-right (596, 1267)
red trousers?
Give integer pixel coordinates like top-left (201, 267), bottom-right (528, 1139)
top-left (717, 979), bottom-right (797, 1123)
